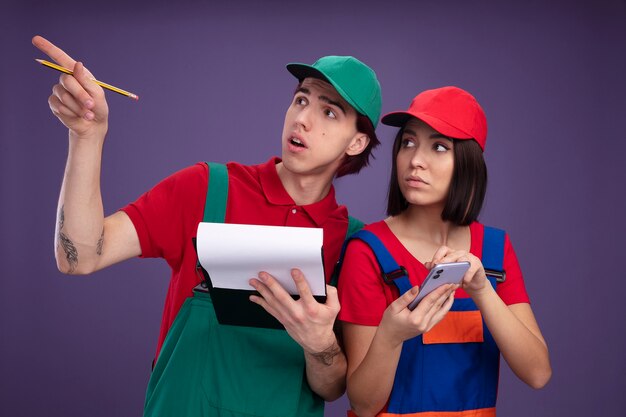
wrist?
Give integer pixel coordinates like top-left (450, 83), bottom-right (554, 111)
top-left (306, 339), bottom-right (341, 366)
top-left (374, 324), bottom-right (404, 351)
top-left (305, 331), bottom-right (338, 355)
top-left (468, 282), bottom-right (496, 304)
top-left (69, 131), bottom-right (106, 152)
top-left (69, 126), bottom-right (108, 145)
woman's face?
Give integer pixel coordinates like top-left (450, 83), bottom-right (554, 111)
top-left (396, 118), bottom-right (455, 208)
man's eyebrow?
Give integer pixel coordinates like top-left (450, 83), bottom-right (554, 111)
top-left (294, 86), bottom-right (347, 115)
top-left (319, 95), bottom-right (346, 115)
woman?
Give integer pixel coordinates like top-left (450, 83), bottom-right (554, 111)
top-left (337, 86), bottom-right (552, 417)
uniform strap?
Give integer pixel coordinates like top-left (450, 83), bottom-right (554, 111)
top-left (329, 216), bottom-right (363, 287)
top-left (346, 216), bottom-right (365, 238)
top-left (482, 226), bottom-right (506, 283)
top-left (203, 162), bottom-right (228, 223)
top-left (194, 162), bottom-right (229, 286)
top-left (337, 230), bottom-right (413, 295)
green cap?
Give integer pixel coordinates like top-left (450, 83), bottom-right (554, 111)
top-left (286, 56), bottom-right (382, 128)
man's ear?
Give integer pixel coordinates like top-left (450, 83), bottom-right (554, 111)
top-left (346, 133), bottom-right (370, 156)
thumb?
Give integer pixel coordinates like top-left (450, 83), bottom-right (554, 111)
top-left (73, 62), bottom-right (102, 98)
top-left (390, 285), bottom-right (420, 312)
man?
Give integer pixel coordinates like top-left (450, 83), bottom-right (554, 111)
top-left (33, 35), bottom-right (381, 417)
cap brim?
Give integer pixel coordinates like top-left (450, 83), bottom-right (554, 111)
top-left (286, 63), bottom-right (367, 123)
top-left (286, 63), bottom-right (329, 84)
top-left (382, 111), bottom-right (473, 140)
top-left (381, 111), bottom-right (412, 127)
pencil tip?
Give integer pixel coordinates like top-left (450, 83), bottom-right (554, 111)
top-left (130, 94), bottom-right (139, 101)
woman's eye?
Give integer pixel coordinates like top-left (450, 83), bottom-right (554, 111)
top-left (325, 109), bottom-right (337, 119)
top-left (401, 138), bottom-right (415, 148)
top-left (434, 143), bottom-right (449, 152)
top-left (295, 97), bottom-right (307, 106)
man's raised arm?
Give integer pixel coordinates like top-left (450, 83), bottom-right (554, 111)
top-left (33, 35), bottom-right (140, 275)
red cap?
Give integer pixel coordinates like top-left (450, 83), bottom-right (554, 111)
top-left (381, 86), bottom-right (488, 150)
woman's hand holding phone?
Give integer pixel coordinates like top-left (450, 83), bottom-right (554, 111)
top-left (408, 261), bottom-right (470, 310)
top-left (377, 283), bottom-right (457, 347)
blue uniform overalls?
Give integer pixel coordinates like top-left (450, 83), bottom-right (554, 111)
top-left (343, 227), bottom-right (505, 417)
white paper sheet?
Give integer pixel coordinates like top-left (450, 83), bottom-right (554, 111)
top-left (196, 222), bottom-right (326, 296)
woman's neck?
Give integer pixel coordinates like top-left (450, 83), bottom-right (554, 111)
top-left (392, 205), bottom-right (455, 245)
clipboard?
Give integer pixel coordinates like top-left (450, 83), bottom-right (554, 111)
top-left (195, 222), bottom-right (327, 329)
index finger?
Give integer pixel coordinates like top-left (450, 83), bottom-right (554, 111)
top-left (32, 35), bottom-right (76, 69)
top-left (431, 245), bottom-right (453, 265)
top-left (257, 271), bottom-right (294, 304)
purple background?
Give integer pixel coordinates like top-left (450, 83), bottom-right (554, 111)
top-left (2, 1), bottom-right (625, 416)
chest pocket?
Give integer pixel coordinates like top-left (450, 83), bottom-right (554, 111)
top-left (422, 310), bottom-right (484, 344)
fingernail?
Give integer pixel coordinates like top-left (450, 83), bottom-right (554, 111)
top-left (85, 99), bottom-right (94, 109)
top-left (84, 111), bottom-right (94, 120)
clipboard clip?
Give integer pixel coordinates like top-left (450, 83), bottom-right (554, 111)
top-left (192, 237), bottom-right (212, 293)
top-left (193, 279), bottom-right (210, 293)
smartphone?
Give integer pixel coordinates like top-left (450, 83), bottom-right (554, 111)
top-left (407, 261), bottom-right (470, 310)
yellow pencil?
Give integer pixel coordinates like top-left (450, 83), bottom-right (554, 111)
top-left (35, 59), bottom-right (139, 101)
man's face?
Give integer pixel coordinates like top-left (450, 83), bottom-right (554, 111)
top-left (280, 77), bottom-right (364, 179)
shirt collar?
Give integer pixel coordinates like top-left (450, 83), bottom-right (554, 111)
top-left (302, 185), bottom-right (341, 227)
top-left (259, 157), bottom-right (295, 205)
top-left (259, 157), bottom-right (341, 227)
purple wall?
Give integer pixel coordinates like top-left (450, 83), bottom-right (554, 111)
top-left (2, 1), bottom-right (625, 416)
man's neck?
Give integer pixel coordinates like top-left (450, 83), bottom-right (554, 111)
top-left (275, 162), bottom-right (334, 206)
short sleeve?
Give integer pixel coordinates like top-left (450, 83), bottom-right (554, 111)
top-left (496, 234), bottom-right (531, 305)
top-left (337, 239), bottom-right (390, 326)
top-left (121, 163), bottom-right (207, 264)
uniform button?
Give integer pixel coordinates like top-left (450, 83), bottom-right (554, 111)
top-left (291, 208), bottom-right (297, 214)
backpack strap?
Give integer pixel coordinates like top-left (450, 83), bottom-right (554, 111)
top-left (482, 226), bottom-right (506, 283)
top-left (334, 229), bottom-right (413, 295)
